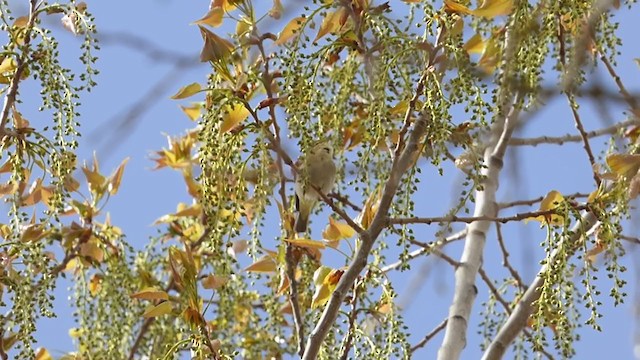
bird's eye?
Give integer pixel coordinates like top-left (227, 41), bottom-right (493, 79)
top-left (323, 146), bottom-right (331, 153)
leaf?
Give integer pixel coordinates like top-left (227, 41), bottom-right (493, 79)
top-left (20, 223), bottom-right (48, 243)
top-left (194, 6), bottom-right (224, 28)
top-left (131, 287), bottom-right (169, 301)
top-left (269, 0), bottom-right (283, 19)
top-left (227, 239), bottom-right (249, 258)
top-left (35, 348), bottom-right (53, 360)
top-left (314, 8), bottom-right (347, 42)
top-left (244, 255), bottom-right (277, 273)
top-left (180, 102), bottom-right (203, 121)
top-left (275, 16), bottom-right (305, 45)
top-left (463, 33), bottom-right (485, 55)
top-left (606, 154), bottom-right (640, 179)
top-left (356, 186), bottom-right (382, 229)
top-left (220, 102), bottom-right (250, 133)
top-left (527, 190), bottom-right (565, 225)
top-left (311, 267), bottom-right (344, 308)
top-left (199, 25), bottom-right (234, 62)
top-left (171, 82), bottom-right (202, 100)
top-left (322, 217), bottom-right (356, 246)
top-left (79, 237), bottom-right (104, 263)
top-left (445, 0), bottom-right (513, 18)
top-left (202, 274), bottom-right (229, 289)
top-left (473, 0), bottom-right (513, 18)
top-left (89, 274), bottom-right (103, 296)
top-left (142, 301), bottom-right (173, 318)
top-left (107, 157), bottom-right (129, 195)
top-left (285, 238), bottom-right (327, 250)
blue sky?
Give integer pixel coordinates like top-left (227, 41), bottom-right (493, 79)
top-left (10, 0), bottom-right (639, 358)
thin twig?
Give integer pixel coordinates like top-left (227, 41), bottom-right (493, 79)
top-left (338, 278), bottom-right (362, 360)
top-left (495, 223), bottom-right (525, 290)
top-left (381, 230), bottom-right (467, 273)
top-left (567, 96), bottom-right (601, 187)
top-left (410, 319), bottom-right (448, 353)
top-left (509, 118), bottom-right (640, 146)
top-left (389, 204), bottom-right (590, 226)
top-left (0, 0), bottom-right (39, 134)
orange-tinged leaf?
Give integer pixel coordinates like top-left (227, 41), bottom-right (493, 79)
top-left (142, 301), bottom-right (173, 318)
top-left (285, 238), bottom-right (326, 250)
top-left (0, 224), bottom-right (11, 239)
top-left (311, 267), bottom-right (343, 308)
top-left (356, 186), bottom-right (382, 229)
top-left (463, 33), bottom-right (485, 54)
top-left (227, 239), bottom-right (249, 258)
top-left (244, 255), bottom-right (277, 273)
top-left (79, 238), bottom-right (104, 263)
top-left (269, 0), bottom-right (283, 19)
top-left (89, 274), bottom-right (103, 296)
top-left (171, 82), bottom-right (202, 100)
top-left (478, 31), bottom-right (501, 73)
top-left (20, 223), bottom-right (48, 242)
top-left (275, 16), bottom-right (305, 45)
top-left (220, 103), bottom-right (250, 133)
top-left (473, 0), bottom-right (513, 18)
top-left (444, 0), bottom-right (473, 15)
top-left (606, 154), bottom-right (640, 179)
top-left (131, 287), bottom-right (169, 301)
top-left (194, 6), bottom-right (224, 27)
top-left (211, 0), bottom-right (237, 11)
top-left (180, 102), bottom-right (203, 121)
top-left (322, 217), bottom-right (356, 242)
top-left (35, 348), bottom-right (52, 360)
top-left (107, 157), bottom-right (129, 195)
top-left (586, 242), bottom-right (606, 264)
top-left (0, 182), bottom-right (18, 197)
top-left (202, 274), bottom-right (229, 289)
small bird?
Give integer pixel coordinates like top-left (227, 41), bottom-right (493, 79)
top-left (294, 140), bottom-right (336, 233)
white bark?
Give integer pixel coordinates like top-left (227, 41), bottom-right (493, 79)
top-left (437, 99), bottom-right (522, 360)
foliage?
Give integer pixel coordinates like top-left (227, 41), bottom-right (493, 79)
top-left (0, 0), bottom-right (638, 359)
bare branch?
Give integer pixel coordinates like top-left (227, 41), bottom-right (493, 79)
top-left (509, 118), bottom-right (639, 146)
top-left (411, 319), bottom-right (448, 353)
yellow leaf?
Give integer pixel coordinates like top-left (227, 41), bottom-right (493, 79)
top-left (463, 33), bottom-right (485, 55)
top-left (194, 6), bottom-right (224, 28)
top-left (202, 274), bottom-right (229, 289)
top-left (220, 103), bottom-right (250, 133)
top-left (314, 8), bottom-right (347, 42)
top-left (478, 30), bottom-right (501, 73)
top-left (356, 186), bottom-right (382, 229)
top-left (171, 82), bottom-right (202, 100)
top-left (322, 217), bottom-right (356, 243)
top-left (311, 267), bottom-right (343, 308)
top-left (131, 287), bottom-right (169, 301)
top-left (244, 255), bottom-right (277, 273)
top-left (275, 16), bottom-right (305, 45)
top-left (473, 0), bottom-right (513, 18)
top-left (444, 0), bottom-right (473, 15)
top-left (142, 301), bottom-right (173, 318)
top-left (527, 190), bottom-right (565, 225)
top-left (107, 157), bottom-right (129, 195)
top-left (89, 274), bottom-right (103, 296)
top-left (211, 0), bottom-right (237, 11)
top-left (285, 238), bottom-right (327, 250)
top-left (35, 348), bottom-right (53, 360)
top-left (0, 224), bottom-right (11, 239)
top-left (606, 154), bottom-right (640, 179)
top-left (180, 102), bottom-right (203, 121)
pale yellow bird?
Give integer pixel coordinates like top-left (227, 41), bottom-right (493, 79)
top-left (294, 141), bottom-right (336, 233)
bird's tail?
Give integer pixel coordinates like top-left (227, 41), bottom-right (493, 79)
top-left (295, 199), bottom-right (314, 233)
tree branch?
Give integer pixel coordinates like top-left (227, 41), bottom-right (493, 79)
top-left (437, 92), bottom-right (523, 360)
top-left (508, 118), bottom-right (639, 146)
